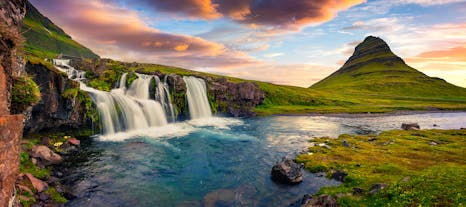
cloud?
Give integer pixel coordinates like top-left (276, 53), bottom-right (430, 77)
top-left (30, 0), bottom-right (259, 68)
top-left (130, 0), bottom-right (365, 32)
top-left (396, 0), bottom-right (466, 6)
top-left (138, 0), bottom-right (222, 19)
top-left (212, 63), bottom-right (335, 87)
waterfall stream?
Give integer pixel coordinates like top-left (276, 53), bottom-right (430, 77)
top-left (52, 59), bottom-right (213, 136)
top-left (183, 76), bottom-right (212, 119)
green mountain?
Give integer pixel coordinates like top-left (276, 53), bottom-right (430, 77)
top-left (311, 36), bottom-right (466, 99)
top-left (22, 1), bottom-right (99, 59)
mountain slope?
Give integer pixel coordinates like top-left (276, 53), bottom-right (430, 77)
top-left (311, 36), bottom-right (466, 99)
top-left (22, 1), bottom-right (99, 59)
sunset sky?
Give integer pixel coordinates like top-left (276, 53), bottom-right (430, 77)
top-left (31, 0), bottom-right (466, 87)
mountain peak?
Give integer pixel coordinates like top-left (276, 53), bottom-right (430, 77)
top-left (339, 36), bottom-right (404, 72)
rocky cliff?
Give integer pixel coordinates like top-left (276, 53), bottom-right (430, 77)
top-left (23, 61), bottom-right (92, 133)
top-left (0, 0), bottom-right (27, 206)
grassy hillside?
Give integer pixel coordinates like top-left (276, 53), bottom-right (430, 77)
top-left (22, 2), bottom-right (99, 59)
top-left (312, 36), bottom-right (466, 98)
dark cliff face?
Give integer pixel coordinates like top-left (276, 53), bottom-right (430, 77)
top-left (24, 62), bottom-right (87, 133)
top-left (208, 78), bottom-right (264, 117)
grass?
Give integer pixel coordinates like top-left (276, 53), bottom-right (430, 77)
top-left (11, 75), bottom-right (41, 114)
top-left (22, 2), bottom-right (98, 59)
top-left (295, 129), bottom-right (466, 206)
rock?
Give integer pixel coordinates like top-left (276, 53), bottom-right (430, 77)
top-left (368, 137), bottom-right (377, 142)
top-left (25, 173), bottom-right (48, 192)
top-left (31, 157), bottom-right (38, 165)
top-left (24, 61), bottom-right (89, 133)
top-left (30, 145), bottom-right (63, 165)
top-left (17, 184), bottom-right (34, 195)
top-left (352, 187), bottom-right (366, 195)
top-left (41, 137), bottom-right (51, 146)
top-left (369, 183), bottom-right (388, 195)
top-left (382, 139), bottom-right (395, 146)
top-left (342, 140), bottom-right (350, 147)
top-left (38, 192), bottom-right (50, 201)
top-left (300, 194), bottom-right (339, 207)
top-left (401, 123), bottom-right (420, 130)
top-left (430, 141), bottom-right (438, 146)
top-left (203, 189), bottom-right (235, 207)
top-left (271, 158), bottom-right (303, 184)
top-left (331, 170), bottom-right (348, 182)
top-left (67, 137), bottom-right (80, 146)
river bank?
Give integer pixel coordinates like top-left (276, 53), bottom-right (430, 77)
top-left (294, 128), bottom-right (466, 206)
top-left (272, 109), bottom-right (466, 118)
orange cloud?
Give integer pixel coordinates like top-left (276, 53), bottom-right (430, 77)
top-left (142, 0), bottom-right (222, 19)
top-left (30, 0), bottom-right (259, 68)
top-left (138, 0), bottom-right (365, 31)
top-left (405, 44), bottom-right (466, 87)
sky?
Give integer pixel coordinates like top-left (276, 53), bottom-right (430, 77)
top-left (30, 0), bottom-right (466, 87)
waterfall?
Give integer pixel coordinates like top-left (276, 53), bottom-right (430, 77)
top-left (183, 76), bottom-right (212, 119)
top-left (155, 76), bottom-right (176, 122)
top-left (52, 59), bottom-right (170, 135)
top-left (53, 59), bottom-right (86, 80)
top-left (119, 73), bottom-right (127, 89)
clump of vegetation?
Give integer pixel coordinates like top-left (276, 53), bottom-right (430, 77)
top-left (296, 129), bottom-right (466, 206)
top-left (11, 75), bottom-right (41, 113)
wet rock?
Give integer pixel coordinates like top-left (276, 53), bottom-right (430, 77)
top-left (352, 187), bottom-right (366, 195)
top-left (271, 158), bottom-right (303, 184)
top-left (369, 183), bottom-right (388, 195)
top-left (25, 173), bottom-right (48, 192)
top-left (300, 194), bottom-right (339, 207)
top-left (331, 170), bottom-right (348, 182)
top-left (203, 189), bottom-right (235, 207)
top-left (38, 192), bottom-right (50, 201)
top-left (401, 123), bottom-right (420, 130)
top-left (68, 137), bottom-right (80, 146)
top-left (30, 145), bottom-right (63, 165)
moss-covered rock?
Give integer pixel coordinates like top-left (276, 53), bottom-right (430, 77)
top-left (11, 75), bottom-right (41, 113)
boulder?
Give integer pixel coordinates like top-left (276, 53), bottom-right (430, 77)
top-left (67, 137), bottom-right (80, 146)
top-left (352, 187), bottom-right (366, 195)
top-left (369, 183), bottom-right (388, 195)
top-left (331, 170), bottom-right (348, 182)
top-left (271, 158), bottom-right (303, 184)
top-left (25, 173), bottom-right (48, 192)
top-left (401, 123), bottom-right (420, 130)
top-left (300, 194), bottom-right (339, 207)
top-left (30, 145), bottom-right (63, 165)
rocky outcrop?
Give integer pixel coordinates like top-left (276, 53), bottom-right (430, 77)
top-left (271, 158), bottom-right (303, 184)
top-left (0, 0), bottom-right (27, 206)
top-left (401, 123), bottom-right (420, 130)
top-left (24, 62), bottom-right (88, 133)
top-left (207, 77), bottom-right (264, 117)
top-left (30, 145), bottom-right (63, 165)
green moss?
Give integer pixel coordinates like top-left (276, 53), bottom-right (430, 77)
top-left (11, 75), bottom-right (41, 113)
top-left (62, 87), bottom-right (79, 99)
top-left (45, 187), bottom-right (68, 203)
top-left (20, 152), bottom-right (50, 179)
top-left (296, 129), bottom-right (466, 206)
top-left (126, 71), bottom-right (138, 87)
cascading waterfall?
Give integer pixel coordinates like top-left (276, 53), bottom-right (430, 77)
top-left (183, 76), bottom-right (212, 119)
top-left (53, 59), bottom-right (86, 80)
top-left (52, 59), bottom-right (172, 135)
top-left (155, 76), bottom-right (176, 122)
